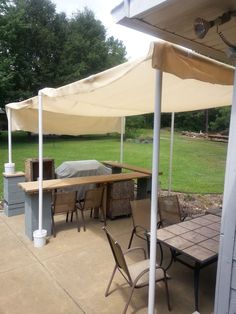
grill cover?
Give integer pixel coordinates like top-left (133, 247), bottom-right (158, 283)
top-left (55, 160), bottom-right (111, 200)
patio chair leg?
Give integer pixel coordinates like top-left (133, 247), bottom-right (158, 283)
top-left (105, 265), bottom-right (117, 297)
top-left (164, 272), bottom-right (171, 311)
top-left (51, 213), bottom-right (56, 237)
top-left (128, 229), bottom-right (135, 249)
top-left (80, 210), bottom-right (86, 231)
top-left (165, 248), bottom-right (174, 271)
top-left (66, 212), bottom-right (69, 222)
top-left (123, 284), bottom-right (135, 314)
top-left (157, 241), bottom-right (163, 266)
top-left (75, 209), bottom-right (80, 232)
top-left (101, 207), bottom-right (107, 226)
top-left (90, 209), bottom-right (93, 218)
top-left (145, 232), bottom-right (150, 257)
top-left (70, 211), bottom-right (74, 222)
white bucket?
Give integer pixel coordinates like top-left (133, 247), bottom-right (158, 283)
top-left (33, 229), bottom-right (47, 248)
top-left (4, 163), bottom-right (15, 174)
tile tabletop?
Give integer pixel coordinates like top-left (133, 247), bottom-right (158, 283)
top-left (199, 238), bottom-right (219, 253)
top-left (165, 236), bottom-right (193, 250)
top-left (183, 245), bottom-right (217, 262)
top-left (177, 220), bottom-right (201, 230)
top-left (191, 216), bottom-right (212, 226)
top-left (181, 231), bottom-right (207, 244)
top-left (156, 229), bottom-right (175, 241)
top-left (203, 214), bottom-right (221, 223)
top-left (194, 226), bottom-right (219, 238)
top-left (164, 224), bottom-right (188, 235)
top-left (207, 222), bottom-right (221, 232)
top-left (156, 214), bottom-right (221, 263)
top-left (212, 235), bottom-right (220, 242)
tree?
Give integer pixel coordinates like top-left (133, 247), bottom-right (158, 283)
top-left (210, 107), bottom-right (231, 132)
top-left (0, 1), bottom-right (127, 109)
top-left (59, 9), bottom-right (126, 83)
top-left (0, 0), bottom-right (68, 107)
top-left (106, 36), bottom-right (127, 68)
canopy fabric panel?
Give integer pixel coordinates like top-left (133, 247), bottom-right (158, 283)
top-left (9, 107), bottom-right (122, 135)
top-left (6, 41), bottom-right (234, 135)
top-left (152, 42), bottom-right (234, 85)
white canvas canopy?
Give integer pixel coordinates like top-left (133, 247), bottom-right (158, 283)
top-left (6, 42), bottom-right (234, 136)
top-left (4, 42), bottom-right (235, 261)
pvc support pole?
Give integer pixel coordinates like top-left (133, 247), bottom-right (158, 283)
top-left (168, 112), bottom-right (175, 195)
top-left (120, 117), bottom-right (125, 163)
top-left (148, 70), bottom-right (162, 314)
top-left (38, 91), bottom-right (43, 232)
top-left (7, 108), bottom-right (12, 164)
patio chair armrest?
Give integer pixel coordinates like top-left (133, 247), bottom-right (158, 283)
top-left (134, 225), bottom-right (147, 233)
top-left (124, 247), bottom-right (147, 259)
top-left (133, 264), bottom-right (168, 286)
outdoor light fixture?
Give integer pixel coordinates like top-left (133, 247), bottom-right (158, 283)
top-left (194, 11), bottom-right (236, 54)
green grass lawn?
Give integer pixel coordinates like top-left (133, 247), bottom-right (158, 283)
top-left (0, 129), bottom-right (227, 199)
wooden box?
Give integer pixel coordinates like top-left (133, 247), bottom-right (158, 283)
top-left (107, 180), bottom-right (134, 219)
top-left (25, 158), bottom-right (55, 182)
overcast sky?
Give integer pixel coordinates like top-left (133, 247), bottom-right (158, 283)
top-left (51, 0), bottom-right (156, 59)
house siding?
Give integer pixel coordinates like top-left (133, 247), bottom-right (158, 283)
top-left (229, 288), bottom-right (236, 314)
top-left (234, 237), bottom-right (236, 260)
top-left (229, 234), bottom-right (236, 313)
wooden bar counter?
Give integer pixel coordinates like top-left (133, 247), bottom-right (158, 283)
top-left (19, 172), bottom-right (150, 240)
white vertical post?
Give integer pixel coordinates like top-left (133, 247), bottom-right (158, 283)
top-left (4, 108), bottom-right (15, 174)
top-left (8, 108), bottom-right (12, 164)
top-left (38, 90), bottom-right (43, 232)
top-left (148, 70), bottom-right (162, 314)
top-left (214, 66), bottom-right (236, 313)
top-left (33, 90), bottom-right (47, 248)
top-left (120, 117), bottom-right (125, 163)
top-left (168, 112), bottom-right (175, 195)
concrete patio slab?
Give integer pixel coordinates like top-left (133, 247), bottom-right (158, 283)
top-left (0, 211), bottom-right (216, 313)
top-left (0, 218), bottom-right (37, 273)
top-left (0, 263), bottom-right (82, 314)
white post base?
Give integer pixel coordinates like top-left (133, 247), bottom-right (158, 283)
top-left (33, 229), bottom-right (47, 248)
top-left (4, 163), bottom-right (15, 174)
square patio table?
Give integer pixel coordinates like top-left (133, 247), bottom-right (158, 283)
top-left (153, 214), bottom-right (221, 312)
